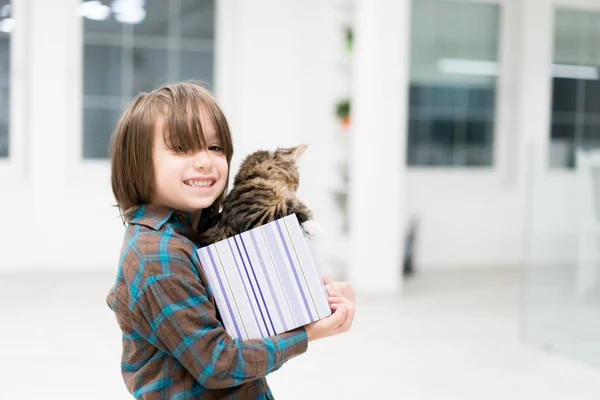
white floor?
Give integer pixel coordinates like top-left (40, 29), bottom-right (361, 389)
top-left (2, 269), bottom-right (599, 399)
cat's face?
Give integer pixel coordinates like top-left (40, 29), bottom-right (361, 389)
top-left (234, 144), bottom-right (307, 192)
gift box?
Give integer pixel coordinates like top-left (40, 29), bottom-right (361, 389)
top-left (197, 214), bottom-right (331, 340)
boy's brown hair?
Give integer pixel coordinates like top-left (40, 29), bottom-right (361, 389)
top-left (110, 81), bottom-right (234, 220)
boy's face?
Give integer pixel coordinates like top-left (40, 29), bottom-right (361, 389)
top-left (151, 107), bottom-right (228, 223)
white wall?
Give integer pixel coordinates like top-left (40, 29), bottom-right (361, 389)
top-left (0, 0), bottom-right (124, 272)
top-left (348, 0), bottom-right (407, 292)
top-left (216, 0), bottom-right (361, 281)
top-left (406, 0), bottom-right (526, 270)
top-left (407, 173), bottom-right (526, 269)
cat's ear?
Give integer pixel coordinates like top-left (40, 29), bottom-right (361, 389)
top-left (277, 144), bottom-right (308, 160)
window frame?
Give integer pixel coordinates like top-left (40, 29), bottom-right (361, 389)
top-left (547, 0), bottom-right (600, 171)
top-left (407, 0), bottom-right (518, 191)
top-left (67, 0), bottom-right (217, 185)
top-left (0, 0), bottom-right (29, 185)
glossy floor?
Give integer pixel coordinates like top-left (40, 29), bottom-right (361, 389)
top-left (2, 269), bottom-right (599, 399)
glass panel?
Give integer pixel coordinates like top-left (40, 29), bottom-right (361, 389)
top-left (584, 125), bottom-right (600, 150)
top-left (83, 45), bottom-right (122, 97)
top-left (84, 15), bottom-right (122, 37)
top-left (550, 122), bottom-right (576, 168)
top-left (524, 144), bottom-right (600, 368)
top-left (0, 35), bottom-right (9, 158)
top-left (408, 0), bottom-right (499, 167)
top-left (465, 118), bottom-right (493, 166)
top-left (82, 107), bottom-right (121, 159)
top-left (180, 0), bottom-right (214, 39)
top-left (550, 9), bottom-right (600, 168)
top-left (133, 0), bottom-right (169, 37)
top-left (81, 0), bottom-right (215, 159)
top-left (407, 118), bottom-right (426, 165)
top-left (467, 87), bottom-right (495, 110)
top-left (131, 48), bottom-right (168, 94)
top-left (428, 117), bottom-right (455, 165)
top-left (585, 79), bottom-right (600, 114)
top-left (0, 2), bottom-right (10, 158)
top-left (552, 78), bottom-right (578, 112)
top-left (524, 8), bottom-right (600, 369)
top-left (180, 50), bottom-right (213, 86)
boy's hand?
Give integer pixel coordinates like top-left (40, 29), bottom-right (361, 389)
top-left (304, 275), bottom-right (356, 342)
top-left (304, 304), bottom-right (351, 342)
top-left (323, 275), bottom-right (355, 335)
top-left (323, 275), bottom-right (355, 305)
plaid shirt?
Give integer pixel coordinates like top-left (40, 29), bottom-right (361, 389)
top-left (106, 204), bottom-right (308, 399)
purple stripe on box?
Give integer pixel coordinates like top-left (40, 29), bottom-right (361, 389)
top-left (205, 247), bottom-right (242, 339)
top-left (262, 225), bottom-right (303, 326)
top-left (226, 239), bottom-right (264, 338)
top-left (275, 219), bottom-right (314, 321)
top-left (240, 234), bottom-right (276, 336)
top-left (249, 230), bottom-right (287, 333)
top-left (233, 235), bottom-right (270, 336)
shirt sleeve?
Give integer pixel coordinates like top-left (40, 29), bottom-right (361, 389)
top-left (133, 274), bottom-right (308, 389)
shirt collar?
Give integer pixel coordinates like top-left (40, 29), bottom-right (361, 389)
top-left (127, 204), bottom-right (193, 231)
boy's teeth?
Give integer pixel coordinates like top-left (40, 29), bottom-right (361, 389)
top-left (186, 180), bottom-right (213, 187)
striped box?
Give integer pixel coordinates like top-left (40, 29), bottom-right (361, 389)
top-left (197, 214), bottom-right (331, 340)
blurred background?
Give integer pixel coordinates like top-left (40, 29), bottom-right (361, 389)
top-left (2, 0), bottom-right (600, 398)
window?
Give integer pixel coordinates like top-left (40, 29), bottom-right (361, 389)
top-left (550, 9), bottom-right (600, 168)
top-left (0, 2), bottom-right (11, 158)
top-left (81, 0), bottom-right (215, 159)
top-left (407, 0), bottom-right (500, 167)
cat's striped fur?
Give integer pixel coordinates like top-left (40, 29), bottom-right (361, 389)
top-left (199, 144), bottom-right (314, 245)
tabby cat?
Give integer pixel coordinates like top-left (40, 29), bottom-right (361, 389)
top-left (199, 144), bottom-right (315, 245)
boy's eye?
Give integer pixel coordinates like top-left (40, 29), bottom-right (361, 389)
top-left (209, 145), bottom-right (223, 152)
top-left (172, 145), bottom-right (188, 153)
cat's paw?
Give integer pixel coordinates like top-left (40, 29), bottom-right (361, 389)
top-left (301, 219), bottom-right (322, 240)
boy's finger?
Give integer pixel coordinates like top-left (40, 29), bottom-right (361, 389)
top-left (330, 297), bottom-right (352, 309)
top-left (323, 274), bottom-right (334, 285)
top-left (333, 308), bottom-right (352, 334)
top-left (329, 297), bottom-right (350, 306)
top-left (326, 305), bottom-right (348, 328)
top-left (339, 306), bottom-right (355, 332)
top-left (338, 283), bottom-right (355, 304)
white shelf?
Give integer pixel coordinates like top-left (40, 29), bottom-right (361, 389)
top-left (326, 0), bottom-right (355, 279)
top-left (336, 54), bottom-right (352, 73)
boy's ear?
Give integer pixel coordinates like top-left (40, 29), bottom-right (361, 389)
top-left (276, 144), bottom-right (308, 160)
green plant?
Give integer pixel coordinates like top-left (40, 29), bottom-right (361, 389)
top-left (345, 27), bottom-right (353, 53)
top-left (335, 99), bottom-right (351, 120)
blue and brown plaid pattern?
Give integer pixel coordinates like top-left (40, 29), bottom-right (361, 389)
top-left (107, 204), bottom-right (308, 399)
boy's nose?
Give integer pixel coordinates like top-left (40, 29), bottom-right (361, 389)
top-left (192, 150), bottom-right (213, 170)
